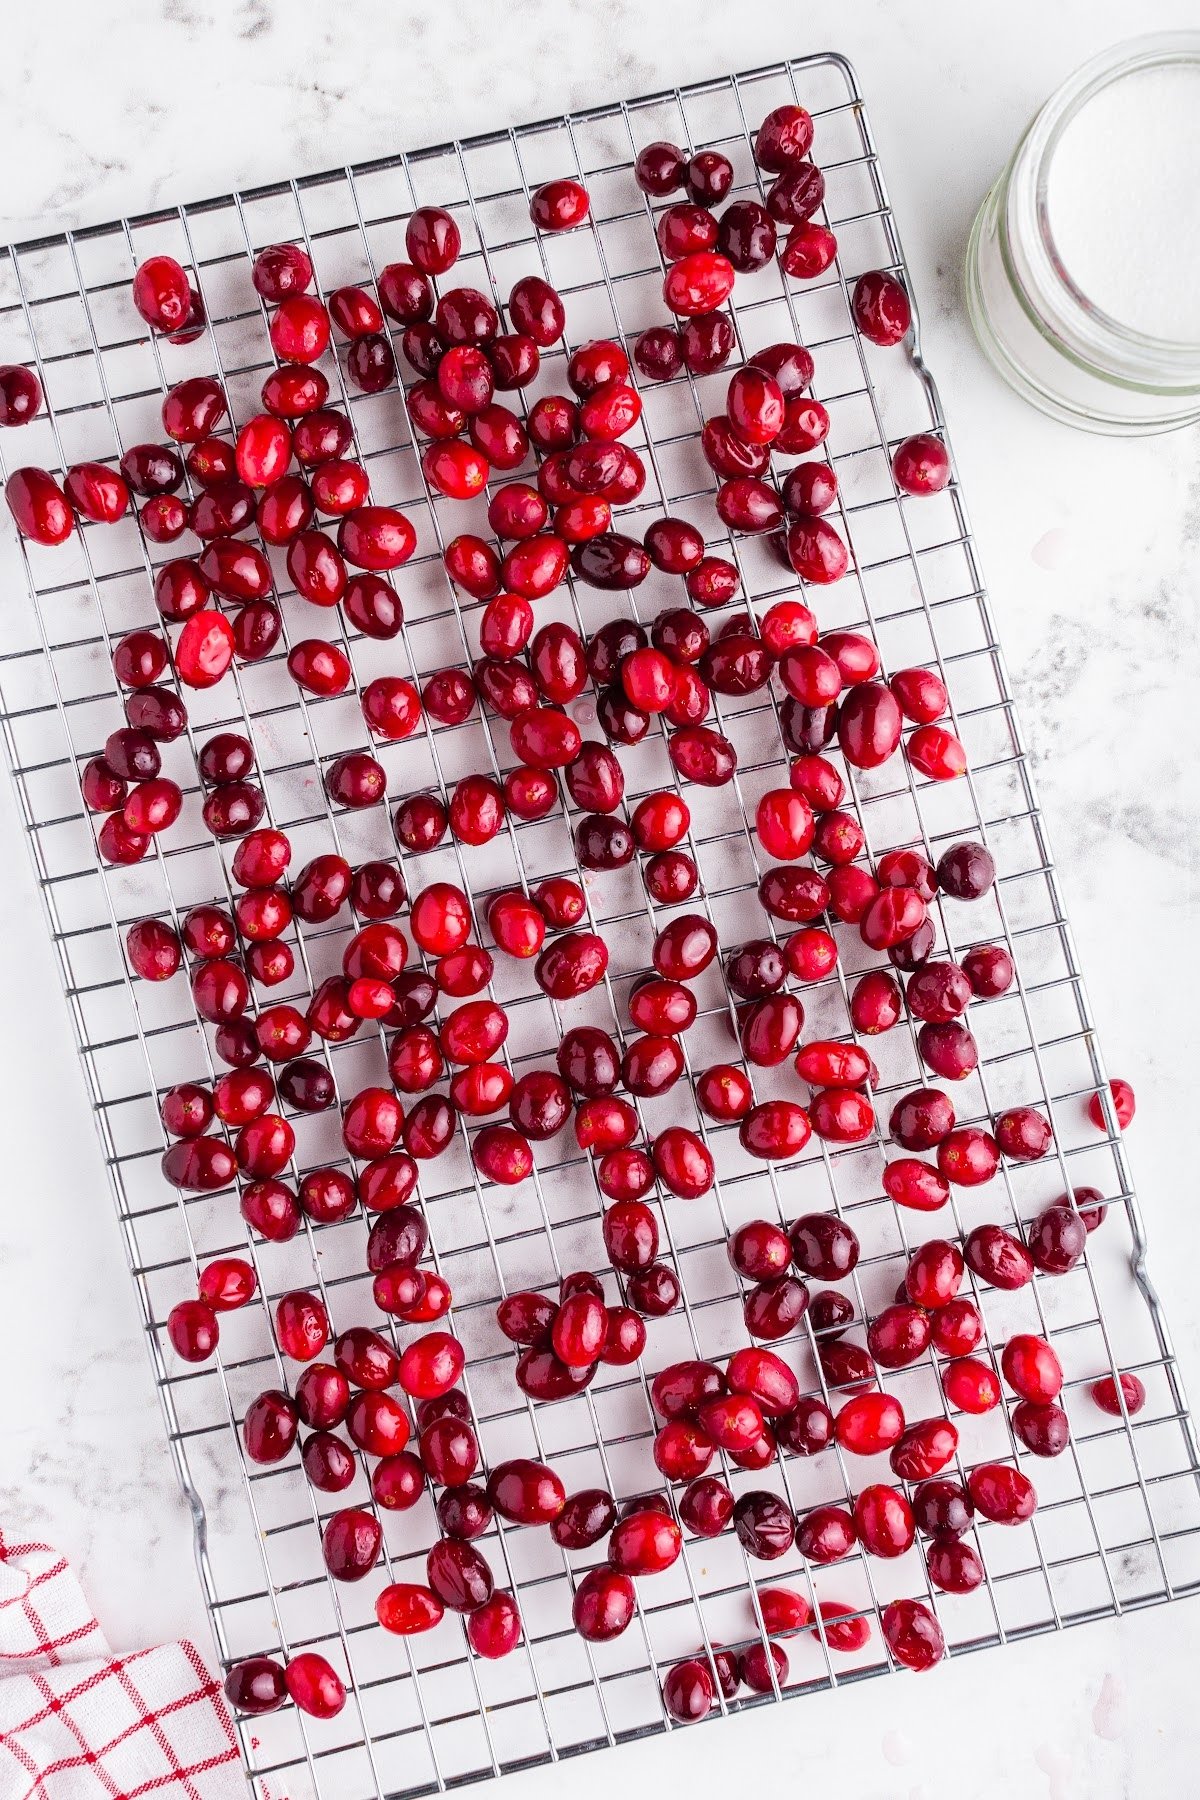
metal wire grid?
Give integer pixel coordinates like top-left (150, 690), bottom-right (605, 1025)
top-left (0, 48), bottom-right (1198, 1800)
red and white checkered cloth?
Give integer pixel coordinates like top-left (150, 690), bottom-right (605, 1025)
top-left (0, 1535), bottom-right (272, 1800)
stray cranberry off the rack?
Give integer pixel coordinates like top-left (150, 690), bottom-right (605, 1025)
top-left (0, 80), bottom-right (1146, 1740)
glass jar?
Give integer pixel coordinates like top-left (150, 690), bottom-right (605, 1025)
top-left (965, 33), bottom-right (1200, 434)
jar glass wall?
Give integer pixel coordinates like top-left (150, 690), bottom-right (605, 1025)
top-left (965, 34), bottom-right (1200, 434)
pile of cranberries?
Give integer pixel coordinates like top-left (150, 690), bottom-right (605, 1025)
top-left (3, 89), bottom-right (1147, 1719)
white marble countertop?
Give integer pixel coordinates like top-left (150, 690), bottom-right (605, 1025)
top-left (2, 0), bottom-right (1199, 1793)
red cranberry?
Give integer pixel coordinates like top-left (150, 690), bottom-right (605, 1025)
top-left (929, 1297), bottom-right (982, 1357)
top-left (131, 255), bottom-right (192, 333)
top-left (375, 1583), bottom-right (444, 1635)
top-left (530, 178), bottom-right (590, 232)
top-left (224, 1657), bottom-right (286, 1715)
top-left (1001, 1334), bottom-right (1063, 1404)
top-left (1087, 1077), bottom-right (1136, 1131)
top-left (1009, 1401), bottom-right (1070, 1459)
top-left (964, 1223), bottom-right (1033, 1290)
top-left (852, 270), bottom-right (912, 347)
top-left (322, 1507), bottom-right (382, 1582)
top-left (854, 1483), bottom-right (916, 1558)
top-left (789, 1214), bottom-right (859, 1282)
top-left (608, 1507), bottom-right (681, 1577)
top-left (1029, 1203), bottom-right (1088, 1274)
top-left (942, 1356), bottom-right (1001, 1414)
top-left (167, 1299), bottom-right (218, 1362)
top-left (887, 1421), bottom-right (957, 1487)
top-left (881, 1597), bottom-right (944, 1671)
top-left (572, 1567), bottom-right (634, 1641)
top-left (792, 1503), bottom-right (854, 1565)
top-left (284, 1653), bottom-right (345, 1719)
top-left (0, 363), bottom-right (42, 425)
top-left (727, 1491), bottom-right (793, 1561)
top-left (486, 1458), bottom-right (565, 1526)
top-left (1091, 1371), bottom-right (1147, 1417)
top-left (466, 1591), bottom-right (521, 1660)
top-left (967, 1461), bottom-right (1038, 1526)
top-left (905, 1239), bottom-right (964, 1308)
top-left (740, 1102), bottom-right (811, 1163)
top-left (550, 1489), bottom-right (616, 1550)
top-left (937, 1127), bottom-right (1001, 1187)
top-left (242, 1390), bottom-right (298, 1463)
top-left (868, 1303), bottom-right (933, 1369)
top-left (674, 1476), bottom-right (730, 1538)
top-left (936, 840), bottom-right (996, 900)
top-left (891, 431), bottom-right (951, 496)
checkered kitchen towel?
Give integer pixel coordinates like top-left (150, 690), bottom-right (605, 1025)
top-left (0, 1535), bottom-right (269, 1800)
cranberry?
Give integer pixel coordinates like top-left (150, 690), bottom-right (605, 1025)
top-left (63, 460), bottom-right (128, 524)
top-left (887, 430), bottom-right (952, 498)
top-left (935, 841), bottom-right (995, 901)
top-left (666, 1476), bottom-right (728, 1542)
top-left (907, 724), bottom-right (969, 782)
top-left (1088, 1077), bottom-right (1136, 1131)
top-left (701, 630), bottom-right (774, 696)
top-left (423, 1538), bottom-right (492, 1615)
top-left (572, 1567), bottom-right (635, 1641)
top-left (879, 1597), bottom-right (944, 1672)
top-left (130, 255), bottom-right (192, 333)
top-left (905, 1239), bottom-right (964, 1309)
top-left (166, 1299), bottom-right (218, 1362)
top-left (627, 1262), bottom-right (680, 1317)
top-left (1010, 1403), bottom-right (1070, 1461)
top-left (296, 1161), bottom-right (354, 1220)
top-left (888, 1087), bottom-right (954, 1153)
top-left (551, 1489), bottom-right (617, 1551)
top-left (302, 1431), bottom-right (355, 1493)
top-left (318, 1504), bottom-right (379, 1576)
top-left (654, 1418), bottom-right (714, 1483)
top-left (1029, 1203), bottom-right (1088, 1274)
top-left (964, 1222), bottom-right (1034, 1290)
top-left (854, 1483), bottom-right (916, 1559)
top-left (755, 789), bottom-right (815, 862)
top-left (868, 1303), bottom-right (933, 1369)
top-left (662, 249), bottom-right (735, 316)
top-left (240, 1178), bottom-right (300, 1241)
top-left (283, 1653), bottom-right (345, 1720)
top-left (0, 363), bottom-right (42, 426)
top-left (224, 1657), bottom-right (286, 1715)
top-left (929, 1297), bottom-right (982, 1357)
top-left (737, 1102), bottom-right (809, 1163)
top-left (242, 1389), bottom-right (298, 1463)
top-left (937, 1127), bottom-right (1001, 1187)
top-left (727, 371), bottom-right (786, 449)
top-left (724, 1491), bottom-right (792, 1561)
top-left (789, 1214), bottom-right (858, 1282)
top-left (993, 1105), bottom-right (1053, 1162)
top-left (530, 178), bottom-right (590, 231)
top-left (941, 1356), bottom-right (1001, 1414)
top-left (966, 1462), bottom-right (1037, 1527)
top-left (599, 1507), bottom-right (679, 1579)
top-left (714, 199), bottom-right (775, 271)
top-left (375, 1583), bottom-right (444, 1635)
top-left (850, 269), bottom-right (912, 346)
top-left (125, 917), bottom-right (181, 982)
top-left (481, 1458), bottom-right (563, 1527)
top-left (1000, 1334), bottom-right (1063, 1404)
top-left (536, 931), bottom-right (609, 999)
top-left (1091, 1371), bottom-right (1147, 1417)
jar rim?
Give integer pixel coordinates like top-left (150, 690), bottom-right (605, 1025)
top-left (1006, 32), bottom-right (1200, 381)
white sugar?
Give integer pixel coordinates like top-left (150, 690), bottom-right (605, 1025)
top-left (1046, 62), bottom-right (1200, 343)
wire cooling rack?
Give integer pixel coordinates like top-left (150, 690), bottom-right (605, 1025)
top-left (1, 48), bottom-right (1199, 1800)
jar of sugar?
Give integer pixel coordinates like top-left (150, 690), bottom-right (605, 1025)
top-left (965, 33), bottom-right (1200, 433)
